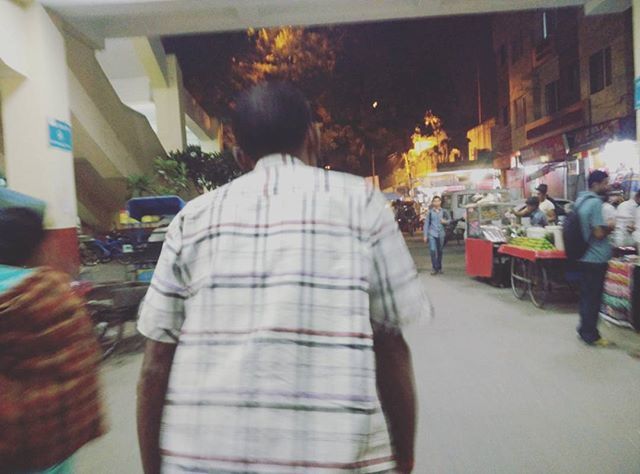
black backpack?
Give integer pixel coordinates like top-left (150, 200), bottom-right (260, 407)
top-left (563, 196), bottom-right (598, 261)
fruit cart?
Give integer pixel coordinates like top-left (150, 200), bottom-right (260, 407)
top-left (498, 239), bottom-right (569, 308)
top-left (465, 202), bottom-right (515, 286)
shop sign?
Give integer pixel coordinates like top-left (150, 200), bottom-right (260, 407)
top-left (48, 119), bottom-right (72, 151)
top-left (565, 119), bottom-right (621, 153)
top-left (525, 162), bottom-right (565, 182)
top-left (635, 77), bottom-right (640, 110)
top-left (492, 155), bottom-right (511, 170)
top-left (567, 160), bottom-right (580, 176)
top-left (519, 135), bottom-right (567, 164)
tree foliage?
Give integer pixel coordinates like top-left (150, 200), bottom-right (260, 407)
top-left (127, 146), bottom-right (243, 199)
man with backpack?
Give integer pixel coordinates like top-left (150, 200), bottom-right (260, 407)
top-left (570, 170), bottom-right (613, 347)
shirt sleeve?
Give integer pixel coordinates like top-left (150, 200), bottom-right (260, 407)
top-left (137, 213), bottom-right (189, 344)
top-left (367, 191), bottom-right (433, 334)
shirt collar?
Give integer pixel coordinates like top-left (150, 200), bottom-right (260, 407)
top-left (254, 154), bottom-right (306, 171)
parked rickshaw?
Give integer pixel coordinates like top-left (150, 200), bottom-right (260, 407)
top-left (84, 195), bottom-right (185, 358)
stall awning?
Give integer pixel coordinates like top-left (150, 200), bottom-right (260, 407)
top-left (126, 196), bottom-right (186, 221)
top-left (565, 116), bottom-right (636, 154)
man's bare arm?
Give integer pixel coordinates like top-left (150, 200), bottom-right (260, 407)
top-left (592, 226), bottom-right (612, 240)
top-left (137, 340), bottom-right (177, 474)
top-left (374, 331), bottom-right (417, 473)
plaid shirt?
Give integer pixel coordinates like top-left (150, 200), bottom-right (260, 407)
top-left (138, 154), bottom-right (431, 473)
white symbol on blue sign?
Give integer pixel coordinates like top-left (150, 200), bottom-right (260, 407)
top-left (48, 120), bottom-right (72, 151)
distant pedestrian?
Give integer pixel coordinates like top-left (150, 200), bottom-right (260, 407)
top-left (0, 207), bottom-right (105, 473)
top-left (137, 82), bottom-right (430, 474)
top-left (602, 192), bottom-right (622, 230)
top-left (525, 197), bottom-right (548, 227)
top-left (535, 184), bottom-right (557, 223)
top-left (575, 171), bottom-right (613, 347)
top-left (423, 195), bottom-right (451, 275)
top-left (616, 190), bottom-right (640, 247)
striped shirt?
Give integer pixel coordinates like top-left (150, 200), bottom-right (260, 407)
top-left (138, 154), bottom-right (431, 473)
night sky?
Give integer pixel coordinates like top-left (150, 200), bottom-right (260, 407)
top-left (163, 14), bottom-right (498, 158)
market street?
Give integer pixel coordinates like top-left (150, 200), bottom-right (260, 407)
top-left (75, 238), bottom-right (640, 474)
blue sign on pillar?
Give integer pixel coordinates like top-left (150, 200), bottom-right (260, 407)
top-left (48, 119), bottom-right (72, 151)
top-left (635, 77), bottom-right (640, 110)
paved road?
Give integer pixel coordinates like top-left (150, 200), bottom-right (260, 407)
top-left (75, 239), bottom-right (640, 474)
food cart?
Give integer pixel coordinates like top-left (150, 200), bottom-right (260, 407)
top-left (498, 242), bottom-right (569, 308)
top-left (464, 201), bottom-right (514, 286)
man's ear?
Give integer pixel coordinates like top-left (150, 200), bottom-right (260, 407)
top-left (233, 146), bottom-right (255, 172)
top-left (304, 123), bottom-right (322, 167)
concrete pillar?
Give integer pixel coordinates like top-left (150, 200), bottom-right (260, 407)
top-left (153, 55), bottom-right (186, 152)
top-left (0, 4), bottom-right (79, 275)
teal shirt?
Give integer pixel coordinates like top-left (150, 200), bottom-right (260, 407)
top-left (0, 265), bottom-right (32, 293)
top-left (576, 191), bottom-right (612, 263)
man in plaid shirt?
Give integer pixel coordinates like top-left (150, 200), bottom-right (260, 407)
top-left (137, 82), bottom-right (431, 473)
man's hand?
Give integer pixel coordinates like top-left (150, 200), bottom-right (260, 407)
top-left (137, 340), bottom-right (177, 474)
top-left (374, 331), bottom-right (416, 473)
top-left (423, 236), bottom-right (428, 243)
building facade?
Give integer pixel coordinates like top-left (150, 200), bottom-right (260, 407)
top-left (491, 6), bottom-right (636, 200)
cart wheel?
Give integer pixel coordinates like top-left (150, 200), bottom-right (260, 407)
top-left (510, 258), bottom-right (528, 300)
top-left (529, 262), bottom-right (549, 309)
top-left (80, 246), bottom-right (100, 266)
top-left (117, 253), bottom-right (133, 265)
top-left (94, 318), bottom-right (125, 360)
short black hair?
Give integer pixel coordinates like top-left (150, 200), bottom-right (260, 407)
top-left (232, 82), bottom-right (312, 160)
top-left (0, 207), bottom-right (45, 266)
top-left (432, 196), bottom-right (442, 202)
top-left (526, 196), bottom-right (540, 207)
top-left (588, 170), bottom-right (609, 188)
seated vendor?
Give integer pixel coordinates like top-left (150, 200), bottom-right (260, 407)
top-left (526, 196), bottom-right (548, 227)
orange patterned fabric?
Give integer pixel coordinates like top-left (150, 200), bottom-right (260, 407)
top-left (0, 268), bottom-right (106, 471)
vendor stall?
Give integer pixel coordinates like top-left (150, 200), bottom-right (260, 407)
top-left (600, 257), bottom-right (640, 330)
top-left (464, 201), bottom-right (513, 286)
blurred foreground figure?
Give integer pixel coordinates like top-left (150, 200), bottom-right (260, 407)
top-left (137, 82), bottom-right (431, 474)
top-left (0, 207), bottom-right (105, 473)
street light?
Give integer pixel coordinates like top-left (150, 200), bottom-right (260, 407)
top-left (372, 101), bottom-right (379, 109)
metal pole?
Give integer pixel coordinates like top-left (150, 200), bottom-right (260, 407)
top-left (476, 59), bottom-right (483, 124)
top-left (371, 148), bottom-right (376, 178)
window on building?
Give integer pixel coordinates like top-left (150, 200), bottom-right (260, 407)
top-left (502, 105), bottom-right (509, 125)
top-left (542, 10), bottom-right (557, 40)
top-left (545, 81), bottom-right (559, 115)
top-left (589, 46), bottom-right (612, 94)
top-left (514, 96), bottom-right (527, 127)
top-left (511, 32), bottom-right (524, 64)
top-left (566, 62), bottom-right (580, 104)
top-left (499, 44), bottom-right (507, 66)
